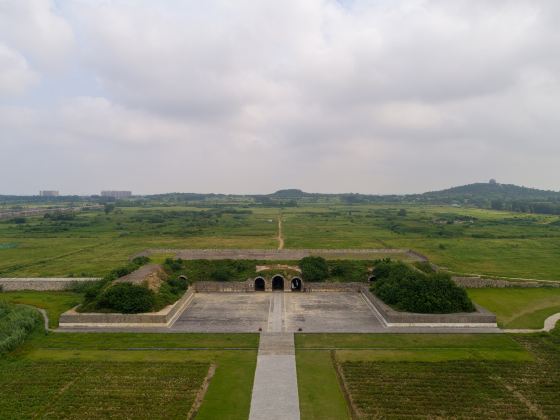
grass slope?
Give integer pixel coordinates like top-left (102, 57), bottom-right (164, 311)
top-left (468, 288), bottom-right (560, 329)
top-left (0, 291), bottom-right (82, 328)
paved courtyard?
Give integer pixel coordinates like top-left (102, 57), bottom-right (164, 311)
top-left (171, 292), bottom-right (385, 333)
top-left (171, 293), bottom-right (270, 332)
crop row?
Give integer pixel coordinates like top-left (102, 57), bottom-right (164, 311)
top-left (0, 360), bottom-right (209, 418)
top-left (340, 336), bottom-right (559, 419)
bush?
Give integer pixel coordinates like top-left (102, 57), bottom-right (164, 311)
top-left (96, 283), bottom-right (155, 314)
top-left (328, 260), bottom-right (369, 282)
top-left (299, 256), bottom-right (329, 282)
top-left (0, 302), bottom-right (41, 354)
top-left (372, 260), bottom-right (475, 314)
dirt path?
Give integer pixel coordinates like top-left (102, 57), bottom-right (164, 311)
top-left (277, 217), bottom-right (284, 250)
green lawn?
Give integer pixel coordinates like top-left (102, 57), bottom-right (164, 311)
top-left (468, 288), bottom-right (560, 329)
top-left (295, 333), bottom-right (522, 350)
top-left (296, 351), bottom-right (351, 420)
top-left (3, 331), bottom-right (259, 419)
top-left (0, 291), bottom-right (82, 328)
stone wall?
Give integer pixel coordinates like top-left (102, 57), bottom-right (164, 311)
top-left (134, 248), bottom-right (421, 261)
top-left (452, 276), bottom-right (560, 288)
top-left (0, 278), bottom-right (100, 291)
top-left (193, 281), bottom-right (253, 293)
top-left (58, 288), bottom-right (195, 328)
top-left (360, 286), bottom-right (497, 327)
top-left (304, 282), bottom-right (362, 292)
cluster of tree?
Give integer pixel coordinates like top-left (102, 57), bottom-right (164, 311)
top-left (77, 257), bottom-right (188, 314)
top-left (371, 260), bottom-right (475, 314)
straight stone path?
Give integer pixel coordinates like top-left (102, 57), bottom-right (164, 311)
top-left (249, 292), bottom-right (300, 420)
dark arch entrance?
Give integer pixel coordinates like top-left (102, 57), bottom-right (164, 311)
top-left (254, 277), bottom-right (265, 291)
top-left (272, 275), bottom-right (284, 291)
top-left (291, 277), bottom-right (302, 291)
top-left (368, 275), bottom-right (376, 283)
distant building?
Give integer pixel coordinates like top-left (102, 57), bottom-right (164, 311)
top-left (101, 190), bottom-right (132, 199)
top-left (40, 190), bottom-right (59, 197)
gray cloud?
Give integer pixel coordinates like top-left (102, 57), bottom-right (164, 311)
top-left (1, 0), bottom-right (560, 195)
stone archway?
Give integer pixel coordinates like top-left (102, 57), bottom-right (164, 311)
top-left (291, 277), bottom-right (302, 291)
top-left (254, 277), bottom-right (265, 291)
top-left (368, 275), bottom-right (376, 283)
top-left (272, 275), bottom-right (284, 291)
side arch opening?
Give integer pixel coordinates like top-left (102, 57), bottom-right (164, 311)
top-left (291, 277), bottom-right (302, 291)
top-left (254, 277), bottom-right (265, 291)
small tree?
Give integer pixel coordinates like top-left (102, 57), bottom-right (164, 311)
top-left (104, 203), bottom-right (116, 214)
top-left (299, 256), bottom-right (329, 282)
top-left (97, 283), bottom-right (155, 313)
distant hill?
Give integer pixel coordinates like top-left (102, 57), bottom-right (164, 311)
top-left (416, 181), bottom-right (560, 214)
top-left (269, 189), bottom-right (310, 198)
top-left (422, 182), bottom-right (560, 201)
top-left (4, 181), bottom-right (560, 215)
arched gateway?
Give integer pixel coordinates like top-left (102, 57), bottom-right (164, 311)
top-left (272, 275), bottom-right (284, 291)
top-left (254, 277), bottom-right (265, 291)
top-left (291, 277), bottom-right (302, 291)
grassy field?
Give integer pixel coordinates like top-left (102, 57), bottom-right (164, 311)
top-left (2, 330), bottom-right (259, 419)
top-left (296, 332), bottom-right (559, 419)
top-left (2, 202), bottom-right (560, 280)
top-left (0, 291), bottom-right (82, 328)
top-left (468, 288), bottom-right (560, 329)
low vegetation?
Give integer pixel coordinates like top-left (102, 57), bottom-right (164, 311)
top-left (0, 291), bottom-right (82, 328)
top-left (296, 332), bottom-right (559, 419)
top-left (372, 259), bottom-right (475, 313)
top-left (467, 288), bottom-right (560, 329)
top-left (0, 302), bottom-right (41, 354)
top-left (338, 334), bottom-right (560, 419)
top-left (0, 332), bottom-right (258, 419)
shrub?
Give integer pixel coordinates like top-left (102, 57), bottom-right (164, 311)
top-left (328, 260), bottom-right (369, 282)
top-left (372, 260), bottom-right (475, 314)
top-left (210, 267), bottom-right (231, 282)
top-left (96, 283), bottom-right (155, 314)
top-left (299, 256), bottom-right (329, 282)
top-left (0, 302), bottom-right (41, 354)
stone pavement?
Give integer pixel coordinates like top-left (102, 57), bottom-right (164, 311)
top-left (249, 292), bottom-right (300, 420)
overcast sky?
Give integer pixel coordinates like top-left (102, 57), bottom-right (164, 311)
top-left (1, 0), bottom-right (559, 195)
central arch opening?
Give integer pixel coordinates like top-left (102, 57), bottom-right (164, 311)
top-left (254, 277), bottom-right (265, 291)
top-left (291, 277), bottom-right (302, 291)
top-left (272, 275), bottom-right (284, 291)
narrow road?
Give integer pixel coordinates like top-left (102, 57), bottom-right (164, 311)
top-left (249, 293), bottom-right (300, 420)
top-left (277, 216), bottom-right (284, 250)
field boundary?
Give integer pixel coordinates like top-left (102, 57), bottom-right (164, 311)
top-left (188, 363), bottom-right (216, 420)
top-left (0, 278), bottom-right (100, 291)
top-left (331, 350), bottom-right (358, 420)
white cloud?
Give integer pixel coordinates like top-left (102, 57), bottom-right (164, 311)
top-left (0, 0), bottom-right (74, 71)
top-left (0, 43), bottom-right (39, 95)
top-left (1, 0), bottom-right (560, 194)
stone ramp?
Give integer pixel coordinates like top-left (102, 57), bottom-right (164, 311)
top-left (249, 333), bottom-right (300, 420)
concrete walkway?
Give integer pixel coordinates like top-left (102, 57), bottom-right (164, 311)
top-left (250, 292), bottom-right (300, 420)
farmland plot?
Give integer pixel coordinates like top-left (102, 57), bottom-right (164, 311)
top-left (338, 335), bottom-right (560, 419)
top-left (0, 360), bottom-right (209, 419)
